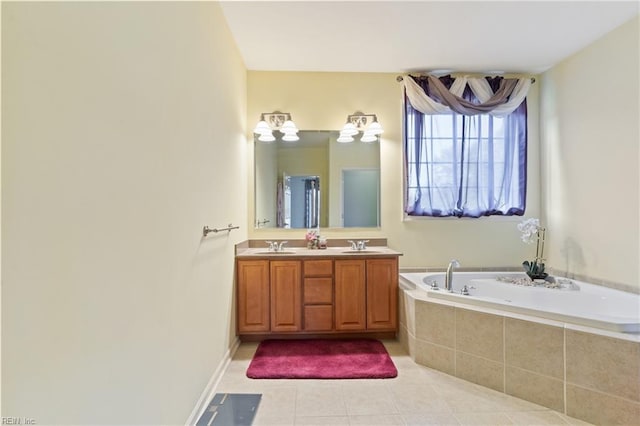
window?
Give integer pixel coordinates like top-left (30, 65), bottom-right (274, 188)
top-left (404, 76), bottom-right (528, 218)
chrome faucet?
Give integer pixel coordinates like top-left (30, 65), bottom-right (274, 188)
top-left (265, 241), bottom-right (277, 252)
top-left (445, 259), bottom-right (460, 292)
top-left (347, 240), bottom-right (369, 251)
top-left (265, 241), bottom-right (288, 252)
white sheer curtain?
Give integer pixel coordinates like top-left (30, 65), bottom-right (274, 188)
top-left (403, 75), bottom-right (530, 218)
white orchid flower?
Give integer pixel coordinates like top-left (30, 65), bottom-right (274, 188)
top-left (517, 218), bottom-right (541, 244)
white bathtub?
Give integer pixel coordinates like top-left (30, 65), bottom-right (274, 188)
top-left (399, 271), bottom-right (640, 333)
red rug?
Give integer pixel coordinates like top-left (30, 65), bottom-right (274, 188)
top-left (246, 339), bottom-right (398, 379)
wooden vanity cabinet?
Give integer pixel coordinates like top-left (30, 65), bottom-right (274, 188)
top-left (236, 259), bottom-right (302, 333)
top-left (302, 259), bottom-right (333, 331)
top-left (236, 260), bottom-right (270, 333)
top-left (270, 260), bottom-right (302, 332)
top-left (236, 255), bottom-right (398, 338)
top-left (366, 258), bottom-right (398, 330)
top-left (334, 259), bottom-right (367, 330)
top-left (334, 258), bottom-right (398, 331)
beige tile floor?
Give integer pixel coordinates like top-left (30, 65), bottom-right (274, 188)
top-left (215, 339), bottom-right (593, 426)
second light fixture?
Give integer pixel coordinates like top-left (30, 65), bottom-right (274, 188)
top-left (338, 112), bottom-right (383, 143)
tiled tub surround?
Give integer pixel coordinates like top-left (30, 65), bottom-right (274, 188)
top-left (398, 278), bottom-right (640, 425)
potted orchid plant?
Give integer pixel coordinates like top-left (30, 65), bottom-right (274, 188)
top-left (517, 218), bottom-right (548, 281)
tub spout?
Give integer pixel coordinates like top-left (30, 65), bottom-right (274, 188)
top-left (445, 259), bottom-right (460, 292)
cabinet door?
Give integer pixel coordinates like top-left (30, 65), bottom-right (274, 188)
top-left (237, 260), bottom-right (270, 333)
top-left (366, 258), bottom-right (398, 330)
top-left (334, 259), bottom-right (366, 330)
top-left (270, 260), bottom-right (302, 332)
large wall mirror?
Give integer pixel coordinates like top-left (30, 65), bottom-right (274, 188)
top-left (255, 131), bottom-right (380, 229)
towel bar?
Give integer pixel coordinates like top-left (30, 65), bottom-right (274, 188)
top-left (203, 223), bottom-right (239, 237)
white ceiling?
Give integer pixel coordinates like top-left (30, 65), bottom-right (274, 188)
top-left (220, 1), bottom-right (639, 74)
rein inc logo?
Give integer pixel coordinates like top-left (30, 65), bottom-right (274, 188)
top-left (2, 418), bottom-right (36, 425)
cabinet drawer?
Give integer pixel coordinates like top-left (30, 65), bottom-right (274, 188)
top-left (304, 278), bottom-right (333, 304)
top-left (304, 259), bottom-right (333, 276)
top-left (304, 305), bottom-right (333, 331)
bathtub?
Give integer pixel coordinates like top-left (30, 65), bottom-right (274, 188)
top-left (400, 271), bottom-right (640, 333)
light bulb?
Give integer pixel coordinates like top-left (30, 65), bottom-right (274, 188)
top-left (360, 132), bottom-right (377, 143)
top-left (367, 121), bottom-right (384, 135)
top-left (337, 134), bottom-right (354, 143)
top-left (341, 122), bottom-right (359, 136)
top-left (280, 120), bottom-right (299, 134)
top-left (253, 120), bottom-right (271, 135)
top-left (258, 132), bottom-right (275, 142)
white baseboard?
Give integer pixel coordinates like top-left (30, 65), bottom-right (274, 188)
top-left (185, 337), bottom-right (241, 426)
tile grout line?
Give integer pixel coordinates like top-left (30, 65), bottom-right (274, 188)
top-left (382, 369), bottom-right (402, 419)
top-left (503, 316), bottom-right (507, 394)
top-left (563, 326), bottom-right (567, 416)
top-left (453, 307), bottom-right (458, 376)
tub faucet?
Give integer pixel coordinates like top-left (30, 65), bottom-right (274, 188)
top-left (445, 259), bottom-right (460, 292)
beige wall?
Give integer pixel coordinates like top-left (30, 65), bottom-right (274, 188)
top-left (248, 71), bottom-right (541, 268)
top-left (2, 2), bottom-right (247, 424)
top-left (540, 16), bottom-right (639, 289)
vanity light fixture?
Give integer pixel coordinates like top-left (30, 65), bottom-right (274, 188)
top-left (338, 111), bottom-right (383, 143)
top-left (253, 111), bottom-right (299, 142)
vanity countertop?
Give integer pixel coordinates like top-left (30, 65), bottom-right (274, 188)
top-left (236, 246), bottom-right (402, 258)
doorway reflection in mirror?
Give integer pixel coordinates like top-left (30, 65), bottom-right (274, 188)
top-left (278, 175), bottom-right (319, 229)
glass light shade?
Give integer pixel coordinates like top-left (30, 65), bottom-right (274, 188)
top-left (282, 134), bottom-right (299, 142)
top-left (341, 122), bottom-right (359, 136)
top-left (280, 120), bottom-right (299, 134)
top-left (360, 132), bottom-right (378, 143)
top-left (258, 132), bottom-right (275, 142)
top-left (253, 120), bottom-right (271, 135)
top-left (337, 134), bottom-right (354, 143)
top-left (367, 121), bottom-right (384, 135)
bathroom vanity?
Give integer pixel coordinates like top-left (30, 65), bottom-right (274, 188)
top-left (235, 240), bottom-right (401, 340)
